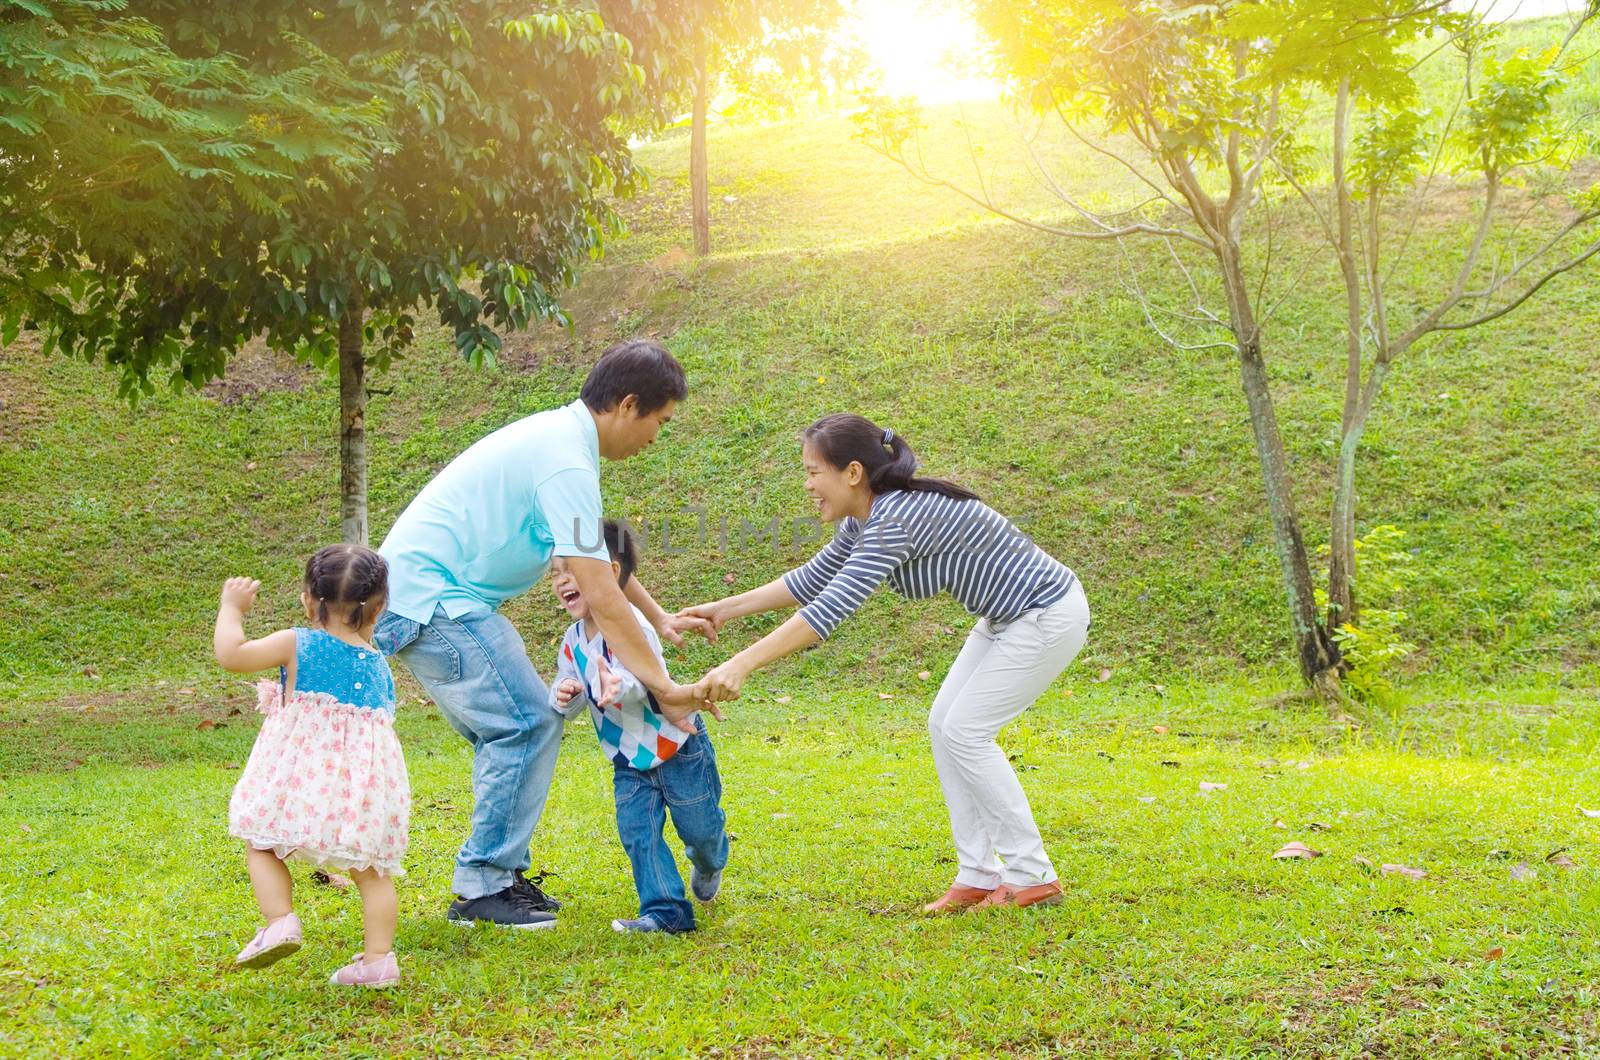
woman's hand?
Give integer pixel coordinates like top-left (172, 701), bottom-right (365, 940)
top-left (701, 660), bottom-right (748, 704)
top-left (676, 601), bottom-right (730, 637)
top-left (655, 610), bottom-right (718, 647)
top-left (552, 677), bottom-right (584, 709)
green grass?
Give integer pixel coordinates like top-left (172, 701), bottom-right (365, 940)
top-left (7, 682), bottom-right (1600, 1055)
top-left (4, 13), bottom-right (1600, 1056)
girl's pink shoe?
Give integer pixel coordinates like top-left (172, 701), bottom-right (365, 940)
top-left (234, 913), bottom-right (303, 969)
top-left (329, 951), bottom-right (400, 988)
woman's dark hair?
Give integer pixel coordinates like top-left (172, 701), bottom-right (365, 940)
top-left (304, 543), bottom-right (388, 630)
top-left (602, 518), bottom-right (639, 588)
top-left (580, 339), bottom-right (688, 415)
top-left (802, 414), bottom-right (980, 501)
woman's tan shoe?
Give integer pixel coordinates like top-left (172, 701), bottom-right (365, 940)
top-left (975, 880), bottom-right (1063, 909)
top-left (921, 883), bottom-right (996, 914)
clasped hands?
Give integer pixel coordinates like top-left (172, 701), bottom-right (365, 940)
top-left (645, 601), bottom-right (748, 726)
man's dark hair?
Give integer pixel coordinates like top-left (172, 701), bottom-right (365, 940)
top-left (579, 338), bottom-right (688, 415)
top-left (602, 518), bottom-right (639, 588)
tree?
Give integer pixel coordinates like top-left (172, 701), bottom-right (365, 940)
top-left (858, 0), bottom-right (1600, 692)
top-left (682, 0), bottom-right (853, 255)
top-left (0, 0), bottom-right (384, 329)
top-left (6, 0), bottom-right (698, 544)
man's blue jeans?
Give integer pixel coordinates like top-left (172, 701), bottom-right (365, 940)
top-left (375, 606), bottom-right (561, 900)
top-left (612, 716), bottom-right (729, 932)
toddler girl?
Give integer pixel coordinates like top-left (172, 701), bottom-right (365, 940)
top-left (214, 543), bottom-right (410, 987)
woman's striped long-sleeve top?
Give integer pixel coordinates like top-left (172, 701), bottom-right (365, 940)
top-left (781, 489), bottom-right (1079, 640)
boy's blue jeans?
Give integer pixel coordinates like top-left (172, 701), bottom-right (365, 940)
top-left (375, 606), bottom-right (561, 900)
top-left (613, 716), bottom-right (729, 933)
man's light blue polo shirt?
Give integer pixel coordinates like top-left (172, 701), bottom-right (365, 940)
top-left (379, 399), bottom-right (607, 624)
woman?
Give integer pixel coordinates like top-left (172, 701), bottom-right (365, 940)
top-left (684, 414), bottom-right (1090, 912)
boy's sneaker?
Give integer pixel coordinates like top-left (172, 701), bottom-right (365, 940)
top-left (234, 912), bottom-right (302, 969)
top-left (690, 867), bottom-right (722, 903)
top-left (329, 951), bottom-right (400, 988)
top-left (610, 914), bottom-right (677, 934)
top-left (511, 869), bottom-right (561, 912)
top-left (447, 886), bottom-right (558, 930)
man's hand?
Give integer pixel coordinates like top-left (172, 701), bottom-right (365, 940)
top-left (701, 661), bottom-right (748, 704)
top-left (220, 577), bottom-right (260, 614)
top-left (657, 678), bottom-right (723, 725)
top-left (593, 658), bottom-right (623, 708)
top-left (655, 611), bottom-right (718, 647)
top-left (553, 677), bottom-right (584, 709)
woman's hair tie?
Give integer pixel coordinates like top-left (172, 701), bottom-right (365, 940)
top-left (882, 428), bottom-right (895, 446)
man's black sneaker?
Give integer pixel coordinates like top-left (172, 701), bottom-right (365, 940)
top-left (447, 886), bottom-right (557, 930)
top-left (511, 870), bottom-right (561, 912)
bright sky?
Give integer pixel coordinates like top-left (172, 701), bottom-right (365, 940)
top-left (844, 0), bottom-right (1000, 103)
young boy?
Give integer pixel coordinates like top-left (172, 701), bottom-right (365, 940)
top-left (549, 520), bottom-right (729, 933)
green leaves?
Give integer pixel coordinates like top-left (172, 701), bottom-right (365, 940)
top-left (5, 1), bottom-right (704, 398)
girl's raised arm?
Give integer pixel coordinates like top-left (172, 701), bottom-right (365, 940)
top-left (214, 577), bottom-right (297, 673)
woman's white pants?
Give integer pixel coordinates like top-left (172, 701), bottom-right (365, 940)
top-left (927, 582), bottom-right (1090, 889)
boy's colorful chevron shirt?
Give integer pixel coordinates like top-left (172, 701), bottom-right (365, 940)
top-left (549, 607), bottom-right (693, 770)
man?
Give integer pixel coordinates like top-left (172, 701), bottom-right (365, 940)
top-left (375, 339), bottom-right (713, 929)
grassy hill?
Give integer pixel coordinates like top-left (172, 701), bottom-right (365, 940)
top-left (2, 18), bottom-right (1598, 717)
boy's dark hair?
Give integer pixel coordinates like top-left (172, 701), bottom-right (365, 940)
top-left (304, 543), bottom-right (388, 630)
top-left (579, 338), bottom-right (687, 416)
top-left (602, 518), bottom-right (639, 588)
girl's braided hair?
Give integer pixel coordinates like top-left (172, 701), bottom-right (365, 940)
top-left (303, 543), bottom-right (388, 630)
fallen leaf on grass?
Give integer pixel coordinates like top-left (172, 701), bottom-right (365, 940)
top-left (1546, 849), bottom-right (1577, 869)
top-left (1273, 820), bottom-right (1288, 829)
top-left (1352, 856), bottom-right (1377, 874)
top-left (1152, 725), bottom-right (1168, 735)
top-left (1199, 781), bottom-right (1227, 793)
top-left (1307, 821), bottom-right (1332, 832)
top-left (1381, 864), bottom-right (1427, 880)
top-left (1273, 842), bottom-right (1321, 860)
top-left (222, 761), bottom-right (240, 770)
top-left (1579, 807), bottom-right (1600, 818)
top-left (917, 670), bottom-right (931, 681)
top-left (1136, 796), bottom-right (1157, 804)
top-left (722, 573), bottom-right (736, 585)
top-left (1510, 861), bottom-right (1536, 881)
top-left (1153, 684), bottom-right (1165, 694)
top-left (774, 695), bottom-right (792, 705)
top-left (196, 719), bottom-right (216, 731)
top-left (312, 870), bottom-right (353, 889)
top-left (1484, 946), bottom-right (1505, 961)
top-left (177, 688), bottom-right (195, 696)
top-left (80, 666), bottom-right (99, 679)
top-left (772, 812), bottom-right (792, 820)
top-left (877, 692), bottom-right (894, 700)
top-left (19, 823), bottom-right (32, 834)
top-left (1093, 668), bottom-right (1112, 683)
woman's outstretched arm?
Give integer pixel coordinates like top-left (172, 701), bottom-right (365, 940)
top-left (700, 613), bottom-right (820, 701)
top-left (678, 576), bottom-right (800, 634)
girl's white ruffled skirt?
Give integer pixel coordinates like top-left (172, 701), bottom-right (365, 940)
top-left (228, 679), bottom-right (410, 876)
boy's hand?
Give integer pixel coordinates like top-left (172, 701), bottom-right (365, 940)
top-left (656, 611), bottom-right (717, 646)
top-left (594, 657), bottom-right (623, 708)
top-left (553, 677), bottom-right (584, 708)
top-left (220, 577), bottom-right (261, 613)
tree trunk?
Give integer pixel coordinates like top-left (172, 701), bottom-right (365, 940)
top-left (690, 41), bottom-right (711, 257)
top-left (1329, 357), bottom-right (1390, 634)
top-left (1327, 77), bottom-right (1362, 633)
top-left (338, 289), bottom-right (367, 546)
top-left (1217, 245), bottom-right (1342, 692)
